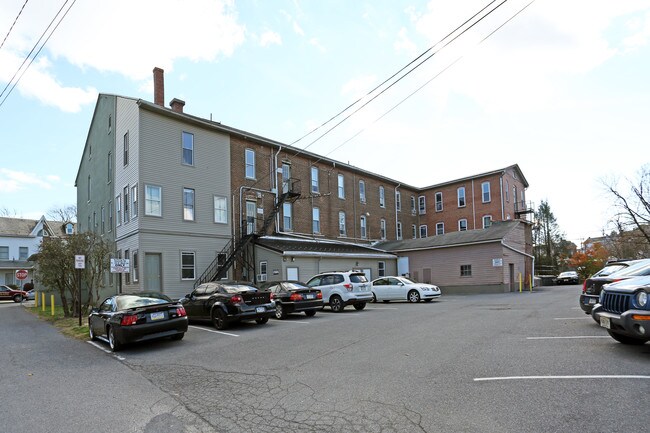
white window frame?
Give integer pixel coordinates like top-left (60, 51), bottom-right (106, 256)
top-left (396, 191), bottom-right (401, 211)
top-left (181, 251), bottom-right (196, 280)
top-left (436, 222), bottom-right (444, 235)
top-left (482, 181), bottom-right (491, 203)
top-left (19, 247), bottom-right (28, 260)
top-left (412, 224), bottom-right (417, 239)
top-left (311, 166), bottom-right (319, 193)
top-left (132, 250), bottom-right (139, 282)
top-left (359, 180), bottom-right (366, 203)
top-left (214, 196), bottom-right (228, 224)
top-left (312, 207), bottom-right (320, 234)
top-left (283, 202), bottom-right (292, 231)
top-left (396, 222), bottom-right (402, 240)
top-left (0, 246), bottom-right (8, 260)
top-left (183, 187), bottom-right (195, 221)
top-left (282, 163), bottom-right (291, 193)
top-left (380, 219), bottom-right (386, 240)
top-left (505, 180), bottom-right (509, 202)
top-left (483, 215), bottom-right (492, 228)
top-left (418, 196), bottom-right (426, 215)
top-left (337, 174), bottom-right (345, 199)
top-left (435, 192), bottom-right (443, 212)
top-left (378, 261), bottom-right (386, 277)
top-left (360, 215), bottom-right (367, 239)
top-left (410, 196), bottom-right (416, 215)
top-left (245, 149), bottom-right (255, 179)
top-left (131, 184), bottom-right (138, 218)
top-left (458, 219), bottom-right (468, 231)
top-left (182, 131), bottom-right (194, 166)
top-left (123, 186), bottom-right (130, 223)
top-left (419, 225), bottom-right (428, 238)
top-left (457, 187), bottom-right (466, 207)
top-left (379, 186), bottom-right (385, 208)
top-left (339, 211), bottom-right (346, 236)
top-left (145, 185), bottom-right (162, 217)
top-left (123, 131), bottom-right (129, 167)
top-left (116, 194), bottom-right (122, 226)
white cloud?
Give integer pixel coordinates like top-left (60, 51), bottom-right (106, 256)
top-left (0, 0), bottom-right (246, 110)
top-left (394, 28), bottom-right (417, 57)
top-left (260, 30), bottom-right (282, 47)
top-left (309, 37), bottom-right (326, 52)
top-left (0, 168), bottom-right (56, 193)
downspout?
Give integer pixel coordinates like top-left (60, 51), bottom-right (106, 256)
top-left (499, 175), bottom-right (505, 220)
top-left (273, 145), bottom-right (282, 233)
top-left (471, 179), bottom-right (476, 229)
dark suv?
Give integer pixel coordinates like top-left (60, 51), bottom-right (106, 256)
top-left (592, 275), bottom-right (650, 345)
top-left (579, 259), bottom-right (650, 316)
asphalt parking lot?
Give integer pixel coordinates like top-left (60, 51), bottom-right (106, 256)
top-left (3, 285), bottom-right (649, 433)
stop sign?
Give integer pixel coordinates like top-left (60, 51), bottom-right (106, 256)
top-left (15, 269), bottom-right (28, 280)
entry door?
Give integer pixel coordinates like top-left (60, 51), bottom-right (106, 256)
top-left (287, 267), bottom-right (298, 281)
top-left (246, 201), bottom-right (256, 234)
top-left (145, 253), bottom-right (162, 291)
top-left (509, 264), bottom-right (515, 292)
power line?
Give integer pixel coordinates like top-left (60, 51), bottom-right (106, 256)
top-left (0, 0), bottom-right (29, 51)
top-left (0, 0), bottom-right (76, 109)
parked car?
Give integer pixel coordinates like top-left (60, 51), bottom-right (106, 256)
top-left (591, 276), bottom-right (650, 345)
top-left (181, 281), bottom-right (274, 330)
top-left (306, 271), bottom-right (373, 312)
top-left (0, 285), bottom-right (27, 302)
top-left (556, 271), bottom-right (579, 285)
top-left (259, 281), bottom-right (323, 319)
top-left (580, 258), bottom-right (650, 315)
top-left (371, 276), bottom-right (441, 303)
top-left (88, 292), bottom-right (188, 352)
top-left (25, 289), bottom-right (35, 301)
top-left (591, 259), bottom-right (641, 278)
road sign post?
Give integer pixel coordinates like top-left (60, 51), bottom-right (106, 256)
top-left (75, 255), bottom-right (85, 326)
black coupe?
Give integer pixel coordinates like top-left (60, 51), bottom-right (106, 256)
top-left (259, 281), bottom-right (323, 319)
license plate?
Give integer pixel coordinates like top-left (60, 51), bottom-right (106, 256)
top-left (588, 298), bottom-right (596, 305)
top-left (150, 311), bottom-right (165, 321)
top-left (256, 306), bottom-right (265, 313)
top-left (600, 316), bottom-right (611, 329)
top-left (306, 294), bottom-right (315, 299)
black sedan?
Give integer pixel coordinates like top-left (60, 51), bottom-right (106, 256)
top-left (88, 292), bottom-right (188, 352)
top-left (580, 259), bottom-right (650, 316)
top-left (259, 281), bottom-right (323, 319)
top-left (181, 281), bottom-right (274, 330)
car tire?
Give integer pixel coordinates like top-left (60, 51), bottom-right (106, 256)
top-left (353, 302), bottom-right (366, 311)
top-left (13, 294), bottom-right (23, 303)
top-left (607, 330), bottom-right (647, 345)
top-left (424, 299), bottom-right (433, 303)
top-left (255, 317), bottom-right (269, 325)
top-left (170, 332), bottom-right (184, 341)
top-left (330, 295), bottom-right (344, 312)
top-left (108, 327), bottom-right (122, 352)
top-left (275, 303), bottom-right (287, 320)
top-left (305, 309), bottom-right (316, 317)
top-left (371, 293), bottom-right (377, 303)
top-left (212, 308), bottom-right (228, 330)
top-left (382, 300), bottom-right (390, 303)
top-left (408, 290), bottom-right (421, 303)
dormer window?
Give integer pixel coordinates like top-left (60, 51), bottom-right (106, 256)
top-left (65, 223), bottom-right (74, 235)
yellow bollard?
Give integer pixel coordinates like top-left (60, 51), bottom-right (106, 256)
top-left (34, 291), bottom-right (38, 308)
top-left (41, 293), bottom-right (45, 311)
top-left (51, 295), bottom-right (55, 316)
top-left (519, 273), bottom-right (522, 292)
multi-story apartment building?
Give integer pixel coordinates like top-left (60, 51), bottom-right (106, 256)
top-left (76, 68), bottom-right (532, 298)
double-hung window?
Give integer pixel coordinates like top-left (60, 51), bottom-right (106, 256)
top-left (483, 215), bottom-right (492, 228)
top-left (419, 225), bottom-right (428, 238)
top-left (457, 187), bottom-right (466, 207)
top-left (19, 247), bottom-right (28, 260)
top-left (380, 219), bottom-right (386, 240)
top-left (214, 196), bottom-right (228, 223)
top-left (116, 194), bottom-right (122, 226)
top-left (379, 186), bottom-right (385, 208)
top-left (410, 196), bottom-right (416, 214)
top-left (311, 166), bottom-right (319, 193)
top-left (123, 186), bottom-right (130, 223)
top-left (436, 222), bottom-right (444, 235)
top-left (145, 185), bottom-right (162, 216)
top-left (339, 211), bottom-right (346, 236)
top-left (435, 192), bottom-right (443, 212)
top-left (360, 215), bottom-right (367, 239)
top-left (482, 182), bottom-right (491, 203)
top-left (182, 132), bottom-right (194, 165)
top-left (245, 149), bottom-right (255, 179)
top-left (131, 184), bottom-right (138, 218)
top-left (396, 191), bottom-right (401, 211)
top-left (418, 196), bottom-right (426, 215)
top-left (312, 207), bottom-right (320, 234)
top-left (181, 252), bottom-right (195, 280)
top-left (458, 219), bottom-right (468, 231)
top-left (396, 222), bottom-right (403, 240)
top-left (337, 174), bottom-right (345, 199)
top-left (283, 202), bottom-right (292, 231)
top-left (359, 180), bottom-right (366, 203)
top-left (123, 132), bottom-right (129, 166)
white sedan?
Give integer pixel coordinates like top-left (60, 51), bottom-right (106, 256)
top-left (371, 277), bottom-right (441, 303)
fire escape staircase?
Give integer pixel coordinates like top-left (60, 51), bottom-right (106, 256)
top-left (193, 182), bottom-right (300, 289)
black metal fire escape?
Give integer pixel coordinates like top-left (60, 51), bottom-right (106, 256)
top-left (193, 180), bottom-right (300, 289)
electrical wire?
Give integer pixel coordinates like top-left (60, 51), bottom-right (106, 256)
top-left (0, 0), bottom-right (76, 109)
top-left (0, 0), bottom-right (29, 51)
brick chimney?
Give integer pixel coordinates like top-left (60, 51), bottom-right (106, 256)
top-left (170, 98), bottom-right (185, 113)
top-left (153, 67), bottom-right (164, 106)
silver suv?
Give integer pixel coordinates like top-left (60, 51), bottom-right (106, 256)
top-left (306, 271), bottom-right (373, 312)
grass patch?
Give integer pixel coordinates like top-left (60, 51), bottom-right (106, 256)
top-left (26, 304), bottom-right (89, 341)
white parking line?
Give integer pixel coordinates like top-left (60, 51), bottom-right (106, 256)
top-left (474, 375), bottom-right (650, 382)
top-left (366, 307), bottom-right (399, 310)
top-left (553, 317), bottom-right (592, 320)
top-left (275, 320), bottom-right (310, 325)
top-left (87, 341), bottom-right (126, 360)
top-left (526, 336), bottom-right (610, 340)
top-left (188, 325), bottom-right (239, 337)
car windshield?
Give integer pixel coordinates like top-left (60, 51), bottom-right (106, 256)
top-left (608, 259), bottom-right (650, 277)
top-left (559, 272), bottom-right (576, 277)
top-left (592, 264), bottom-right (626, 277)
top-left (398, 277), bottom-right (416, 284)
top-left (222, 284), bottom-right (257, 294)
top-left (349, 274), bottom-right (368, 283)
top-left (117, 294), bottom-right (172, 309)
top-left (284, 282), bottom-right (308, 290)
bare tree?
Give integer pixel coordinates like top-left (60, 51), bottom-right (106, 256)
top-left (0, 207), bottom-right (20, 217)
top-left (602, 165), bottom-right (650, 249)
top-left (47, 205), bottom-right (77, 222)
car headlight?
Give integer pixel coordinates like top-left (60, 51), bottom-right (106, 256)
top-left (636, 290), bottom-right (648, 308)
top-left (421, 287), bottom-right (430, 291)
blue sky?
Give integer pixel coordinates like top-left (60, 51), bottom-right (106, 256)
top-left (1, 0), bottom-right (649, 247)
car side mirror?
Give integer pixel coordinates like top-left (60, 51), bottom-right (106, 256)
top-left (185, 293), bottom-right (192, 299)
top-left (90, 308), bottom-right (98, 314)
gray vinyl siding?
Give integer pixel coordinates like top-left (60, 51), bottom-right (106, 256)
top-left (115, 96), bottom-right (140, 240)
top-left (137, 109), bottom-right (231, 238)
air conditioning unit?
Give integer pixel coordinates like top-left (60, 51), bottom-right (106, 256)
top-left (257, 274), bottom-right (267, 282)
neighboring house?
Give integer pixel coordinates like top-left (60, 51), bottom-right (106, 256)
top-left (76, 67), bottom-right (533, 299)
top-left (0, 216), bottom-right (75, 287)
top-left (376, 220), bottom-right (533, 294)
